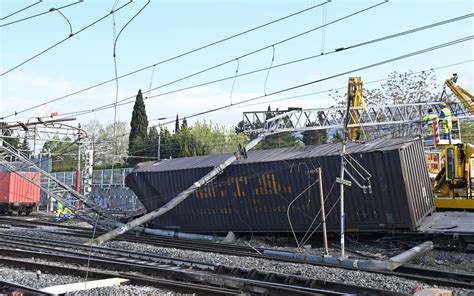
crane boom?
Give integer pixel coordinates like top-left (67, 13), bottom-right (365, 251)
top-left (443, 74), bottom-right (474, 115)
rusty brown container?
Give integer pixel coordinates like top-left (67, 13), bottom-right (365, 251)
top-left (127, 138), bottom-right (434, 233)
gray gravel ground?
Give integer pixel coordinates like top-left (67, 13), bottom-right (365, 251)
top-left (106, 240), bottom-right (473, 295)
top-left (0, 262), bottom-right (172, 295)
top-left (0, 265), bottom-right (84, 289)
top-left (66, 285), bottom-right (175, 296)
top-left (1, 225), bottom-right (473, 295)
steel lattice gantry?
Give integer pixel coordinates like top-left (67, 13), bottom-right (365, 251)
top-left (0, 139), bottom-right (114, 228)
top-left (242, 102), bottom-right (473, 134)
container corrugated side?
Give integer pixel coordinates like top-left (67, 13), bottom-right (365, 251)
top-left (0, 172), bottom-right (41, 204)
top-left (0, 173), bottom-right (12, 203)
top-left (128, 139), bottom-right (434, 233)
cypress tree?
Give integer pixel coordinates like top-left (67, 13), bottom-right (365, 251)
top-left (174, 114), bottom-right (180, 132)
top-left (128, 89), bottom-right (149, 165)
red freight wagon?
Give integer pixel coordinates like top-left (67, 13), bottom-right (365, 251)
top-left (0, 172), bottom-right (41, 215)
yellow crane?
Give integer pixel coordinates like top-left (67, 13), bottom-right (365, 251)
top-left (431, 74), bottom-right (474, 209)
top-left (345, 74), bottom-right (474, 209)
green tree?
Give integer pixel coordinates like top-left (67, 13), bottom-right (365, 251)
top-left (156, 121), bottom-right (248, 159)
top-left (128, 89), bottom-right (149, 165)
top-left (20, 137), bottom-right (31, 158)
top-left (181, 117), bottom-right (188, 130)
top-left (461, 121), bottom-right (474, 144)
top-left (100, 121), bottom-right (129, 166)
top-left (174, 114), bottom-right (180, 132)
top-left (147, 126), bottom-right (159, 159)
top-left (302, 111), bottom-right (327, 146)
top-left (258, 106), bottom-right (299, 149)
top-left (41, 136), bottom-right (76, 172)
top-left (158, 127), bottom-right (174, 159)
top-left (1, 129), bottom-right (20, 149)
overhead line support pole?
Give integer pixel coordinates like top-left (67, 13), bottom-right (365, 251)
top-left (339, 78), bottom-right (355, 259)
top-left (318, 168), bottom-right (329, 256)
top-left (76, 123), bottom-right (81, 196)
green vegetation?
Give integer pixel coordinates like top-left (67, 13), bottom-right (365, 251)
top-left (128, 89), bottom-right (149, 165)
top-left (461, 121), bottom-right (474, 144)
top-left (42, 136), bottom-right (77, 172)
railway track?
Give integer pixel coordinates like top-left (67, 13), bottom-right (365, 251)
top-left (0, 233), bottom-right (400, 295)
top-left (0, 231), bottom-right (473, 292)
top-left (0, 279), bottom-right (50, 296)
top-left (1, 215), bottom-right (471, 252)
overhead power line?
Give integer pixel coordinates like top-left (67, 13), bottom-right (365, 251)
top-left (0, 1), bottom-right (82, 27)
top-left (58, 13), bottom-right (473, 118)
top-left (203, 59), bottom-right (474, 112)
top-left (0, 1), bottom-right (133, 77)
top-left (0, 0), bottom-right (42, 21)
top-left (0, 0), bottom-right (332, 119)
top-left (155, 35), bottom-right (473, 126)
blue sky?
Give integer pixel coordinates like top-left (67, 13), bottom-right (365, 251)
top-left (1, 0), bottom-right (473, 131)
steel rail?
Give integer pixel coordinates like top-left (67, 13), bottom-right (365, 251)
top-left (0, 232), bottom-right (472, 290)
top-left (0, 247), bottom-right (361, 295)
top-left (0, 279), bottom-right (51, 296)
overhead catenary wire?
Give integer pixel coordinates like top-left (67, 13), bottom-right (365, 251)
top-left (3, 56), bottom-right (474, 164)
top-left (153, 35), bottom-right (474, 126)
top-left (90, 0), bottom-right (150, 274)
top-left (0, 1), bottom-right (82, 27)
top-left (59, 2), bottom-right (389, 117)
top-left (320, 1), bottom-right (328, 54)
top-left (9, 60), bottom-right (468, 160)
top-left (229, 59), bottom-right (240, 105)
top-left (0, 0), bottom-right (42, 21)
top-left (54, 8), bottom-right (73, 37)
top-left (263, 46), bottom-right (276, 95)
top-left (54, 58), bottom-right (471, 127)
top-left (0, 0), bottom-right (334, 119)
top-left (225, 59), bottom-right (474, 111)
top-left (55, 12), bottom-right (473, 119)
top-left (4, 58), bottom-right (470, 162)
top-left (0, 1), bottom-right (134, 77)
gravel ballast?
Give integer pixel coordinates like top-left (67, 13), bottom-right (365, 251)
top-left (0, 224), bottom-right (473, 295)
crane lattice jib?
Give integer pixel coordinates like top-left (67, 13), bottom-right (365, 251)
top-left (242, 102), bottom-right (473, 134)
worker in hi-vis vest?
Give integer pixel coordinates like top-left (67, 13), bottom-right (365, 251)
top-left (422, 108), bottom-right (438, 137)
top-left (439, 102), bottom-right (452, 139)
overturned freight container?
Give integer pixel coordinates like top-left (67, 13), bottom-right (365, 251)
top-left (126, 138), bottom-right (434, 233)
